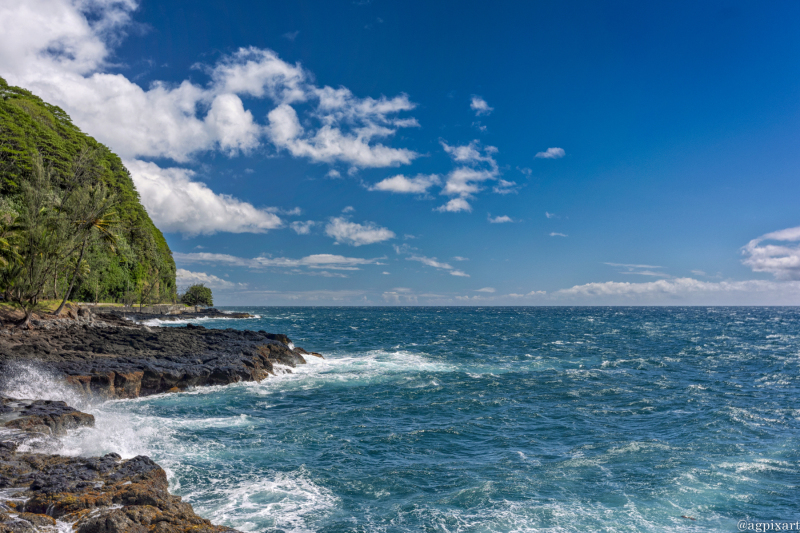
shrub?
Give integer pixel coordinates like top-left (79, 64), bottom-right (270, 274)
top-left (181, 284), bottom-right (213, 307)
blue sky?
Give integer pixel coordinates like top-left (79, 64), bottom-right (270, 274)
top-left (2, 0), bottom-right (800, 304)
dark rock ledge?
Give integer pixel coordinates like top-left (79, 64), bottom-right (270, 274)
top-left (0, 312), bottom-right (323, 532)
top-left (0, 407), bottom-right (238, 532)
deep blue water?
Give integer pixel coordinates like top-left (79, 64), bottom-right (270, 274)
top-left (39, 308), bottom-right (800, 531)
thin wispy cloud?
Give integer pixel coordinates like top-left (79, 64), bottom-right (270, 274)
top-left (550, 232), bottom-right (568, 237)
top-left (174, 252), bottom-right (385, 271)
top-left (488, 215), bottom-right (513, 224)
top-left (604, 262), bottom-right (664, 269)
top-left (407, 255), bottom-right (469, 277)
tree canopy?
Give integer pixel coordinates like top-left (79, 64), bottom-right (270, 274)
top-left (181, 284), bottom-right (213, 307)
top-left (0, 77), bottom-right (176, 318)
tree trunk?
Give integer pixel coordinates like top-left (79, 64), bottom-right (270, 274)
top-left (20, 306), bottom-right (33, 328)
top-left (54, 237), bottom-right (87, 316)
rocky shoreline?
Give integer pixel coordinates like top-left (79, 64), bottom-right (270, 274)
top-left (0, 310), bottom-right (319, 532)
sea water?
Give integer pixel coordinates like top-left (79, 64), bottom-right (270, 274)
top-left (4, 307), bottom-right (800, 532)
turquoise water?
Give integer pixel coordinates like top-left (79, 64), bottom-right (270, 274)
top-left (48, 308), bottom-right (800, 531)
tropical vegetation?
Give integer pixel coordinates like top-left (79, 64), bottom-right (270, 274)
top-left (0, 77), bottom-right (176, 325)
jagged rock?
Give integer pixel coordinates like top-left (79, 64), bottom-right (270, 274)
top-left (0, 397), bottom-right (94, 435)
top-left (0, 319), bottom-right (309, 399)
top-left (0, 444), bottom-right (238, 533)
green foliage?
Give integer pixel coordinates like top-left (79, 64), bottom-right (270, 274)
top-left (0, 77), bottom-right (176, 307)
top-left (181, 284), bottom-right (214, 307)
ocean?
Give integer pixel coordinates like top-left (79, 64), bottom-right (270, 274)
top-left (8, 307), bottom-right (800, 532)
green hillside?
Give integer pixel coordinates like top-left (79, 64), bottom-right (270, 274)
top-left (0, 77), bottom-right (176, 309)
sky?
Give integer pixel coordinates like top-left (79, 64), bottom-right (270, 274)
top-left (1, 0), bottom-right (800, 305)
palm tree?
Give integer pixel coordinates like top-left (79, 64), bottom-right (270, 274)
top-left (54, 183), bottom-right (118, 316)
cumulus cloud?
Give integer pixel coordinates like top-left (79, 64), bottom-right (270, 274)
top-left (434, 140), bottom-right (501, 212)
top-left (488, 215), bottom-right (513, 224)
top-left (176, 269), bottom-right (236, 289)
top-left (267, 102), bottom-right (418, 169)
top-left (325, 217), bottom-right (395, 246)
top-left (407, 255), bottom-right (469, 277)
top-left (470, 96), bottom-right (493, 116)
top-left (0, 1), bottom-right (421, 235)
top-left (290, 220), bottom-right (316, 235)
top-left (126, 160), bottom-right (283, 236)
top-left (370, 174), bottom-right (440, 194)
top-left (742, 226), bottom-right (800, 280)
top-left (436, 198), bottom-right (472, 213)
top-left (535, 147), bottom-right (565, 159)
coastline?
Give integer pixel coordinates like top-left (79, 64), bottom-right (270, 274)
top-left (0, 309), bottom-right (319, 532)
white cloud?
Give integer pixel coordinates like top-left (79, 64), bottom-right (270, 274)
top-left (174, 252), bottom-right (384, 271)
top-left (475, 287), bottom-right (496, 293)
top-left (341, 206), bottom-right (355, 213)
top-left (545, 211), bottom-right (557, 219)
top-left (435, 140), bottom-right (500, 213)
top-left (126, 160), bottom-right (282, 236)
top-left (290, 220), bottom-right (316, 235)
top-left (176, 269), bottom-right (236, 289)
top-left (507, 290), bottom-right (547, 298)
top-left (535, 147), bottom-right (565, 159)
top-left (266, 103), bottom-right (418, 169)
top-left (488, 215), bottom-right (513, 224)
top-left (0, 0), bottom-right (422, 237)
top-left (619, 271), bottom-right (671, 278)
top-left (493, 179), bottom-right (519, 195)
top-left (557, 278), bottom-right (800, 303)
top-left (325, 217), bottom-right (395, 246)
top-left (604, 262), bottom-right (663, 269)
top-left (470, 95), bottom-right (493, 116)
top-left (370, 174), bottom-right (440, 194)
top-left (550, 232), bottom-right (568, 237)
top-left (407, 255), bottom-right (469, 277)
top-left (282, 30), bottom-right (299, 41)
top-left (742, 226), bottom-right (800, 280)
top-left (436, 198), bottom-right (472, 213)
top-left (452, 256), bottom-right (469, 261)
top-left (691, 270), bottom-right (707, 276)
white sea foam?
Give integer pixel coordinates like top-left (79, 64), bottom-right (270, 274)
top-left (139, 315), bottom-right (262, 327)
top-left (183, 468), bottom-right (336, 533)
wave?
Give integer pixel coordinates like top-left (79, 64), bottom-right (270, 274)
top-left (139, 315), bottom-right (262, 327)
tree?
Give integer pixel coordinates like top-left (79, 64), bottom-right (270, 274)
top-left (181, 284), bottom-right (213, 307)
top-left (9, 155), bottom-right (70, 326)
top-left (54, 167), bottom-right (119, 315)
